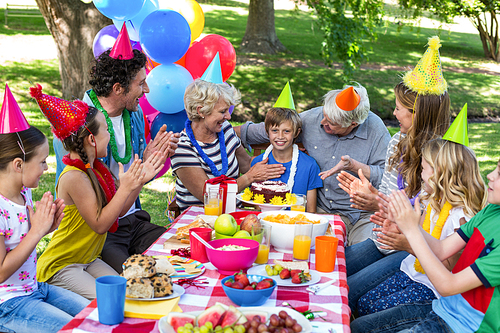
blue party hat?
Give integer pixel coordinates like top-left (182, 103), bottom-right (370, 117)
top-left (200, 53), bottom-right (223, 84)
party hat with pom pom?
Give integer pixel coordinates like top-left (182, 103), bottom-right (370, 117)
top-left (403, 36), bottom-right (447, 95)
top-left (335, 86), bottom-right (360, 112)
top-left (109, 22), bottom-right (134, 60)
top-left (443, 103), bottom-right (469, 147)
top-left (30, 84), bottom-right (89, 140)
top-left (274, 81), bottom-right (295, 110)
top-left (201, 52), bottom-right (224, 84)
top-left (0, 84), bottom-right (30, 134)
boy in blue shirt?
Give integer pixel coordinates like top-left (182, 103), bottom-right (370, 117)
top-left (251, 107), bottom-right (323, 212)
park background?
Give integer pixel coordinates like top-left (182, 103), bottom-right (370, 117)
top-left (0, 0), bottom-right (499, 253)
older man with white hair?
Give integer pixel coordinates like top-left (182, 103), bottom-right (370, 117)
top-left (235, 84), bottom-right (390, 245)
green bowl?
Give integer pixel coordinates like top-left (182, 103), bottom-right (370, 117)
top-left (214, 230), bottom-right (263, 242)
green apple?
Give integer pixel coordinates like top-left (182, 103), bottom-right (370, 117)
top-left (232, 230), bottom-right (251, 239)
top-left (214, 214), bottom-right (237, 236)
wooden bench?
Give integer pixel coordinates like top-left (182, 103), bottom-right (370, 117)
top-left (5, 3), bottom-right (43, 26)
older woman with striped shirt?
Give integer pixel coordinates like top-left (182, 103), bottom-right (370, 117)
top-left (171, 79), bottom-right (285, 211)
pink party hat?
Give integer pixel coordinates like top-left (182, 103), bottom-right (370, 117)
top-left (0, 83), bottom-right (30, 134)
top-left (109, 22), bottom-right (134, 60)
top-left (30, 84), bottom-right (88, 140)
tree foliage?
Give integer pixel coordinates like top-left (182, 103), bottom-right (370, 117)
top-left (302, 0), bottom-right (385, 81)
top-left (399, 0), bottom-right (500, 61)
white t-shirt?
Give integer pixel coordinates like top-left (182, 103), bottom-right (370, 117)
top-left (400, 206), bottom-right (469, 298)
top-left (109, 114), bottom-right (137, 217)
top-left (0, 188), bottom-right (38, 303)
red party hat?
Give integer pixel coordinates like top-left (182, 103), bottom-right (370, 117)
top-left (109, 22), bottom-right (134, 60)
top-left (30, 84), bottom-right (88, 140)
top-left (0, 83), bottom-right (30, 134)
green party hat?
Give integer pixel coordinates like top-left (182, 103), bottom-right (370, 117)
top-left (443, 103), bottom-right (469, 147)
top-left (274, 82), bottom-right (295, 110)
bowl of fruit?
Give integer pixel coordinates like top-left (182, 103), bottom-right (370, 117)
top-left (221, 272), bottom-right (277, 306)
top-left (214, 213), bottom-right (263, 242)
top-left (206, 238), bottom-right (260, 275)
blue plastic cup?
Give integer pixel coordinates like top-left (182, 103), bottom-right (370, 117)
top-left (95, 275), bottom-right (127, 325)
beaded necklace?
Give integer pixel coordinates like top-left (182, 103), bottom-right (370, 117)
top-left (414, 201), bottom-right (453, 274)
top-left (262, 144), bottom-right (299, 192)
top-left (88, 90), bottom-right (132, 164)
top-left (185, 119), bottom-right (228, 177)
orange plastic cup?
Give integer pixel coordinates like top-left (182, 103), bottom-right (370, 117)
top-left (315, 236), bottom-right (339, 272)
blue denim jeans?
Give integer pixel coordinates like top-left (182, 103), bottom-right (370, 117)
top-left (350, 301), bottom-right (433, 333)
top-left (408, 311), bottom-right (454, 333)
top-left (346, 239), bottom-right (409, 310)
top-left (0, 282), bottom-right (89, 333)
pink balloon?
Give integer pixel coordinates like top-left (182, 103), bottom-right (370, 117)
top-left (156, 158), bottom-right (171, 178)
top-left (139, 94), bottom-right (158, 116)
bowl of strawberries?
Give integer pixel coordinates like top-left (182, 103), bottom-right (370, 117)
top-left (221, 272), bottom-right (277, 306)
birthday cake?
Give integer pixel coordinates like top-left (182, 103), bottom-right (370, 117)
top-left (250, 180), bottom-right (290, 203)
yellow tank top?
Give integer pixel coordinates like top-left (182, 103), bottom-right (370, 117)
top-left (37, 165), bottom-right (108, 282)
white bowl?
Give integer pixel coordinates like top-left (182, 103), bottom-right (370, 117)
top-left (258, 211), bottom-right (329, 253)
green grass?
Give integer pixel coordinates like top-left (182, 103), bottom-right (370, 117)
top-left (0, 8), bottom-right (49, 35)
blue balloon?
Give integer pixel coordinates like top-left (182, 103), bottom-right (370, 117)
top-left (93, 0), bottom-right (146, 21)
top-left (140, 9), bottom-right (191, 64)
top-left (146, 64), bottom-right (193, 114)
top-left (113, 0), bottom-right (158, 41)
top-left (151, 110), bottom-right (188, 137)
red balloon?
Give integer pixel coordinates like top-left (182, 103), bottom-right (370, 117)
top-left (184, 35), bottom-right (236, 82)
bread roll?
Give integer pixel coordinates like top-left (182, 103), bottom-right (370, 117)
top-left (126, 278), bottom-right (154, 299)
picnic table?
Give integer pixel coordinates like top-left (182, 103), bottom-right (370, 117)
top-left (59, 206), bottom-right (351, 333)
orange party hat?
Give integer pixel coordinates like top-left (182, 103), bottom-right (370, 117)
top-left (335, 86), bottom-right (360, 111)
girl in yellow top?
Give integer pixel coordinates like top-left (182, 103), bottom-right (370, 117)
top-left (31, 85), bottom-right (163, 299)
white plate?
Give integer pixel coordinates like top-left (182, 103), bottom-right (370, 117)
top-left (247, 265), bottom-right (321, 287)
top-left (159, 306), bottom-right (312, 333)
top-left (236, 193), bottom-right (291, 212)
top-left (126, 283), bottom-right (185, 301)
top-left (153, 256), bottom-right (206, 280)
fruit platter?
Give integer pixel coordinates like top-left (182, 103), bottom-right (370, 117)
top-left (159, 303), bottom-right (312, 333)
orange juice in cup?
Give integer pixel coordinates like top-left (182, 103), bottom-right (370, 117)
top-left (293, 235), bottom-right (312, 260)
top-left (293, 222), bottom-right (313, 261)
top-left (255, 224), bottom-right (272, 264)
top-left (204, 189), bottom-right (221, 216)
top-left (204, 199), bottom-right (220, 216)
top-left (255, 244), bottom-right (270, 264)
top-left (291, 194), bottom-right (306, 212)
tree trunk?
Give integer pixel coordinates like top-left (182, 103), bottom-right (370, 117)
top-left (35, 0), bottom-right (111, 99)
top-left (240, 0), bottom-right (287, 54)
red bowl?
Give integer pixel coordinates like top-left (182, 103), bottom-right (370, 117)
top-left (206, 238), bottom-right (259, 275)
top-left (229, 211), bottom-right (258, 225)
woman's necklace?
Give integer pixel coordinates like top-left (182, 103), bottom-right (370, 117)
top-left (414, 201), bottom-right (453, 274)
top-left (262, 144), bottom-right (299, 191)
top-left (185, 119), bottom-right (228, 177)
top-left (88, 90), bottom-right (132, 164)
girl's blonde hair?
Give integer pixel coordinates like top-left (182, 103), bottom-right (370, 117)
top-left (388, 82), bottom-right (451, 198)
top-left (421, 138), bottom-right (487, 218)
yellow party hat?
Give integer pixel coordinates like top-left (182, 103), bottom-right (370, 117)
top-left (403, 36), bottom-right (447, 95)
top-left (274, 82), bottom-right (295, 110)
top-left (442, 103), bottom-right (469, 147)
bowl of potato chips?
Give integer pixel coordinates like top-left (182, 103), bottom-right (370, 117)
top-left (258, 211), bottom-right (329, 253)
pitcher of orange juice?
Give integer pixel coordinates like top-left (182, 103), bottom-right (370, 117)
top-left (204, 187), bottom-right (222, 216)
top-left (293, 221), bottom-right (313, 261)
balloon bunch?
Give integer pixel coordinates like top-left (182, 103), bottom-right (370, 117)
top-left (92, 0), bottom-right (237, 175)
